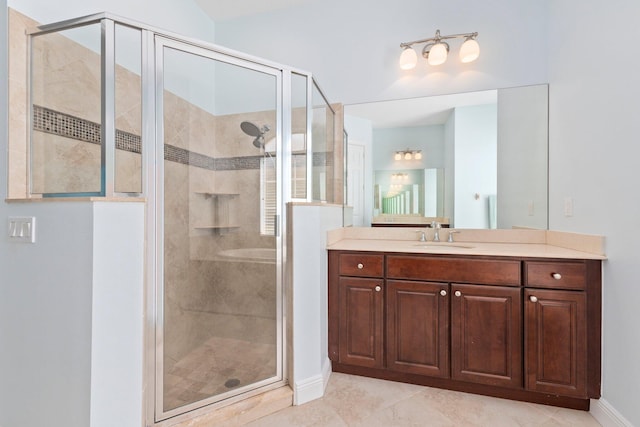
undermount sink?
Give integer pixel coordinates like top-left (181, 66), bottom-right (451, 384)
top-left (412, 243), bottom-right (475, 249)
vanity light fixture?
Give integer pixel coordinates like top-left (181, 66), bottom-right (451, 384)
top-left (394, 149), bottom-right (423, 161)
top-left (391, 173), bottom-right (409, 181)
top-left (399, 29), bottom-right (479, 69)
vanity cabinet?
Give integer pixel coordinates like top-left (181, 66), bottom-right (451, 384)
top-left (335, 253), bottom-right (384, 368)
top-left (450, 284), bottom-right (522, 388)
top-left (385, 255), bottom-right (522, 388)
top-left (523, 260), bottom-right (601, 399)
top-left (386, 280), bottom-right (450, 377)
top-left (328, 251), bottom-right (602, 410)
top-left (338, 277), bottom-right (384, 368)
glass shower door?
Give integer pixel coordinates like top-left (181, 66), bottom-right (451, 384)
top-left (155, 38), bottom-right (283, 420)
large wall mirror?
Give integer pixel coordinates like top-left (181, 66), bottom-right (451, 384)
top-left (345, 84), bottom-right (548, 229)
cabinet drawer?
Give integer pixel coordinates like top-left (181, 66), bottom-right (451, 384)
top-left (339, 253), bottom-right (384, 277)
top-left (525, 261), bottom-right (586, 290)
top-left (387, 255), bottom-right (521, 286)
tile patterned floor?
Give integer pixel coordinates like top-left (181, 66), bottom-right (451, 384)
top-left (164, 336), bottom-right (277, 411)
top-left (245, 373), bottom-right (602, 427)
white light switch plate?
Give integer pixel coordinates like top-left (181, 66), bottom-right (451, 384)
top-left (564, 197), bottom-right (573, 217)
top-left (8, 217), bottom-right (36, 243)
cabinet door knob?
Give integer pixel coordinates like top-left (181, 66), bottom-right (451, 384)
top-left (357, 263), bottom-right (364, 269)
top-left (440, 290), bottom-right (447, 296)
top-left (529, 295), bottom-right (538, 303)
top-left (454, 290), bottom-right (462, 297)
top-left (552, 273), bottom-right (562, 280)
top-left (375, 285), bottom-right (381, 292)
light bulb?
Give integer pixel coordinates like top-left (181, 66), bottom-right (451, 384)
top-left (394, 152), bottom-right (402, 161)
top-left (427, 42), bottom-right (448, 66)
top-left (399, 47), bottom-right (417, 70)
top-left (459, 38), bottom-right (480, 63)
top-left (414, 151), bottom-right (422, 160)
top-left (404, 152), bottom-right (412, 160)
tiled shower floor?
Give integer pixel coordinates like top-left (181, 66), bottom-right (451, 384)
top-left (164, 336), bottom-right (277, 411)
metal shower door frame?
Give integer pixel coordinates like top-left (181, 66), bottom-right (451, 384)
top-left (152, 35), bottom-right (287, 423)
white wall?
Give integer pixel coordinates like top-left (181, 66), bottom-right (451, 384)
top-left (90, 202), bottom-right (145, 427)
top-left (215, 0), bottom-right (549, 105)
top-left (289, 203), bottom-right (343, 405)
top-left (548, 1), bottom-right (640, 426)
top-left (0, 202), bottom-right (146, 427)
top-left (453, 104), bottom-right (497, 228)
top-left (7, 0), bottom-right (215, 43)
top-left (0, 202), bottom-right (94, 427)
top-left (497, 85), bottom-right (548, 229)
top-left (372, 125), bottom-right (445, 171)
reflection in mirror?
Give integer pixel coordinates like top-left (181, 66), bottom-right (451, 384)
top-left (344, 84), bottom-right (548, 229)
top-left (374, 168), bottom-right (445, 223)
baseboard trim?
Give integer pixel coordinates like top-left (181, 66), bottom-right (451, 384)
top-left (590, 399), bottom-right (634, 427)
top-left (292, 358), bottom-right (333, 406)
top-left (322, 357), bottom-right (332, 391)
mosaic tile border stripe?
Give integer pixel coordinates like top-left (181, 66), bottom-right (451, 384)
top-left (33, 105), bottom-right (142, 154)
top-left (32, 105), bottom-right (331, 171)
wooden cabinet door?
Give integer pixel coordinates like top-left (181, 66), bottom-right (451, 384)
top-left (525, 289), bottom-right (587, 397)
top-left (387, 280), bottom-right (450, 377)
top-left (338, 277), bottom-right (384, 368)
top-left (451, 284), bottom-right (522, 388)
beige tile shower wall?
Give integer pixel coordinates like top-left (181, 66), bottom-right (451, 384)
top-left (32, 132), bottom-right (102, 193)
top-left (30, 16), bottom-right (102, 194)
top-left (8, 9), bottom-right (142, 196)
top-left (163, 99), bottom-right (278, 361)
top-left (8, 9), bottom-right (33, 198)
top-left (30, 30), bottom-right (102, 123)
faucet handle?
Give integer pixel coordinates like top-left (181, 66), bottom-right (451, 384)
top-left (417, 230), bottom-right (427, 242)
top-left (447, 230), bottom-right (460, 243)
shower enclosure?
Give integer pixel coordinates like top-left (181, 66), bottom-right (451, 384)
top-left (27, 13), bottom-right (341, 424)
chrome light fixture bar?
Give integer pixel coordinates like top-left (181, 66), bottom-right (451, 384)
top-left (399, 29), bottom-right (479, 70)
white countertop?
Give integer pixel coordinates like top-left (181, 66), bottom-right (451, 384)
top-left (327, 228), bottom-right (606, 260)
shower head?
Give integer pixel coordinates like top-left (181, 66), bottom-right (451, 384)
top-left (252, 135), bottom-right (265, 148)
top-left (240, 121), bottom-right (263, 137)
top-left (240, 121), bottom-right (271, 149)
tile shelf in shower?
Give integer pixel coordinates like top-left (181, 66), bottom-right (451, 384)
top-left (194, 192), bottom-right (240, 198)
top-left (194, 192), bottom-right (239, 234)
top-left (194, 225), bottom-right (241, 230)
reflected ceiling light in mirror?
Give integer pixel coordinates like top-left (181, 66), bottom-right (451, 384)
top-left (394, 149), bottom-right (423, 161)
top-left (399, 29), bottom-right (479, 69)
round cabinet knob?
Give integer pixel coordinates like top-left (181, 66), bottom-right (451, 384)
top-left (454, 291), bottom-right (462, 297)
top-left (529, 295), bottom-right (538, 303)
top-left (375, 286), bottom-right (382, 292)
top-left (357, 263), bottom-right (364, 269)
top-left (440, 290), bottom-right (447, 297)
top-left (552, 273), bottom-right (562, 280)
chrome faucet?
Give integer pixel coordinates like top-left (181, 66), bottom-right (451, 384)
top-left (448, 230), bottom-right (460, 243)
top-left (418, 230), bottom-right (427, 242)
top-left (431, 221), bottom-right (441, 242)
